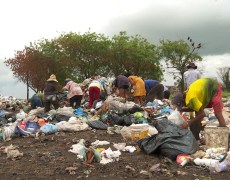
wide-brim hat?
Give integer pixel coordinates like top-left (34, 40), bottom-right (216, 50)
top-left (172, 92), bottom-right (184, 111)
top-left (187, 62), bottom-right (197, 69)
top-left (47, 74), bottom-right (58, 82)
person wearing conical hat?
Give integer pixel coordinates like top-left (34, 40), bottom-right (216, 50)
top-left (44, 74), bottom-right (59, 112)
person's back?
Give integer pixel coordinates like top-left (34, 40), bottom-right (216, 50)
top-left (184, 62), bottom-right (201, 89)
top-left (64, 80), bottom-right (83, 99)
top-left (112, 75), bottom-right (130, 98)
top-left (63, 79), bottom-right (83, 109)
top-left (44, 81), bottom-right (58, 96)
top-left (185, 78), bottom-right (218, 111)
top-left (30, 94), bottom-right (43, 109)
top-left (144, 80), bottom-right (159, 94)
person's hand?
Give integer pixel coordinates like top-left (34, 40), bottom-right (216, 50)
top-left (180, 121), bottom-right (189, 129)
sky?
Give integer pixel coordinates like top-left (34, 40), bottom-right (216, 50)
top-left (0, 0), bottom-right (230, 99)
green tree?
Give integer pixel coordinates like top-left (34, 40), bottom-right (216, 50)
top-left (56, 31), bottom-right (111, 81)
top-left (109, 32), bottom-right (163, 80)
top-left (36, 38), bottom-right (70, 85)
top-left (217, 67), bottom-right (230, 91)
top-left (158, 38), bottom-right (202, 91)
top-left (4, 30), bottom-right (164, 98)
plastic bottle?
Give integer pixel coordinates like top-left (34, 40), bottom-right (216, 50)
top-left (194, 158), bottom-right (219, 167)
top-left (215, 161), bottom-right (230, 172)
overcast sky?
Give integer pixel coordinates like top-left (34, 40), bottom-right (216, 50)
top-left (0, 0), bottom-right (230, 99)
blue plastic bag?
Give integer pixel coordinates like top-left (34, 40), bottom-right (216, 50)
top-left (73, 107), bottom-right (86, 116)
top-left (40, 124), bottom-right (59, 134)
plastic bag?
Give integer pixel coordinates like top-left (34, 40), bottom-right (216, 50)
top-left (2, 125), bottom-right (16, 141)
top-left (138, 118), bottom-right (198, 159)
top-left (87, 121), bottom-right (108, 130)
top-left (16, 121), bottom-right (39, 136)
top-left (120, 126), bottom-right (131, 140)
top-left (56, 121), bottom-right (89, 132)
top-left (16, 110), bottom-right (27, 120)
top-left (167, 109), bottom-right (184, 125)
top-left (40, 124), bottom-right (59, 134)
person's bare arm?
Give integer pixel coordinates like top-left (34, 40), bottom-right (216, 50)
top-left (181, 109), bottom-right (205, 128)
top-left (214, 111), bottom-right (226, 127)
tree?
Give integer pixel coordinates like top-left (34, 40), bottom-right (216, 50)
top-left (109, 32), bottom-right (163, 80)
top-left (4, 40), bottom-right (65, 99)
top-left (4, 30), bottom-right (163, 98)
top-left (217, 67), bottom-right (230, 91)
top-left (55, 31), bottom-right (111, 81)
top-left (158, 38), bottom-right (202, 91)
top-left (37, 38), bottom-right (71, 85)
top-left (5, 47), bottom-right (51, 99)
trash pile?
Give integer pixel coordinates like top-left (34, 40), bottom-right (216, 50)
top-left (0, 84), bottom-right (230, 174)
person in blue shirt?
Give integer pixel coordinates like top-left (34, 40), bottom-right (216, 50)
top-left (144, 80), bottom-right (164, 103)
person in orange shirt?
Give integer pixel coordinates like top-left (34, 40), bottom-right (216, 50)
top-left (128, 75), bottom-right (146, 105)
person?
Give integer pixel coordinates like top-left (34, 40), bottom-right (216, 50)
top-left (183, 62), bottom-right (201, 90)
top-left (88, 80), bottom-right (105, 109)
top-left (44, 74), bottom-right (59, 112)
top-left (144, 80), bottom-right (164, 103)
top-left (172, 78), bottom-right (226, 140)
top-left (183, 62), bottom-right (202, 133)
top-left (62, 79), bottom-right (83, 109)
top-left (163, 85), bottom-right (171, 99)
top-left (128, 75), bottom-right (146, 105)
top-left (30, 92), bottom-right (44, 109)
top-left (112, 75), bottom-right (130, 99)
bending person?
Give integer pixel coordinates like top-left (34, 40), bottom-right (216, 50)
top-left (144, 79), bottom-right (164, 103)
top-left (63, 79), bottom-right (83, 109)
top-left (112, 75), bottom-right (130, 99)
top-left (172, 78), bottom-right (226, 140)
top-left (128, 75), bottom-right (146, 105)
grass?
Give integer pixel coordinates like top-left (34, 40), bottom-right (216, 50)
top-left (222, 91), bottom-right (230, 98)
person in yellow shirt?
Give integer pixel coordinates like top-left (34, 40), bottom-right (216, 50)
top-left (172, 78), bottom-right (226, 140)
top-left (128, 75), bottom-right (146, 105)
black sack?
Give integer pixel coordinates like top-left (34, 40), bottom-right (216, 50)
top-left (53, 113), bottom-right (71, 122)
top-left (138, 118), bottom-right (198, 159)
top-left (128, 105), bottom-right (143, 114)
top-left (87, 120), bottom-right (108, 130)
top-left (107, 113), bottom-right (135, 126)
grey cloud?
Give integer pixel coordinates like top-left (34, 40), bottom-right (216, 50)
top-left (103, 0), bottom-right (230, 56)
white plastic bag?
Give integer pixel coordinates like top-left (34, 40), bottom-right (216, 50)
top-left (16, 110), bottom-right (27, 120)
top-left (167, 109), bottom-right (184, 125)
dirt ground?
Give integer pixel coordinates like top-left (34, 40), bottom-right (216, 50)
top-left (0, 128), bottom-right (229, 180)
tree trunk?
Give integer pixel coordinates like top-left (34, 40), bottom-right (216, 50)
top-left (27, 75), bottom-right (29, 100)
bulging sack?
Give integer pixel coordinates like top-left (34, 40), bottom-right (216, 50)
top-left (40, 124), bottom-right (59, 134)
top-left (2, 125), bottom-right (16, 141)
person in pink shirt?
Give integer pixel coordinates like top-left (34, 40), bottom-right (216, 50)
top-left (63, 79), bottom-right (83, 109)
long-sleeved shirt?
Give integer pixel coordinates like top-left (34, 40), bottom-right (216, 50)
top-left (63, 81), bottom-right (83, 99)
top-left (184, 69), bottom-right (201, 89)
